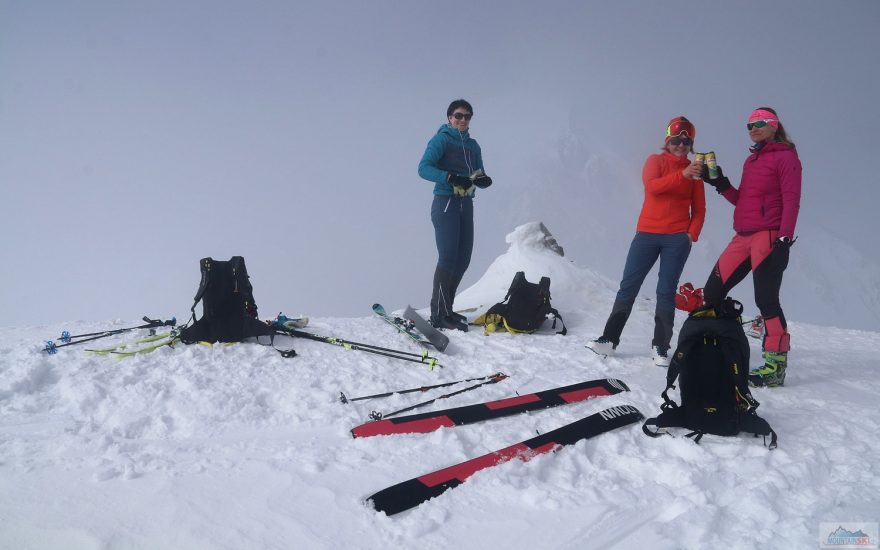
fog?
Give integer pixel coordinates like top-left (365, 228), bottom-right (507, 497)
top-left (2, 0), bottom-right (878, 330)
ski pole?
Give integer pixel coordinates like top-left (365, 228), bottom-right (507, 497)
top-left (272, 318), bottom-right (433, 360)
top-left (276, 326), bottom-right (429, 359)
top-left (44, 316), bottom-right (176, 354)
top-left (340, 372), bottom-right (506, 404)
top-left (278, 328), bottom-right (442, 369)
top-left (368, 373), bottom-right (509, 420)
top-left (58, 316), bottom-right (176, 342)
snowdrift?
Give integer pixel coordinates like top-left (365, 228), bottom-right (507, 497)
top-left (454, 222), bottom-right (617, 321)
top-left (1, 223), bottom-right (878, 550)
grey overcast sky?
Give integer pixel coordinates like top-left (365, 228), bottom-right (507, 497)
top-left (2, 1), bottom-right (879, 330)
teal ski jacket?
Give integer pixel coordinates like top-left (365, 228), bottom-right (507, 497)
top-left (418, 124), bottom-right (485, 196)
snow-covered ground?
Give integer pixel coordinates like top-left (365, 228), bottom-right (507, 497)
top-left (1, 223), bottom-right (878, 550)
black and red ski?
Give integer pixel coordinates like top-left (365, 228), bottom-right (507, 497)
top-left (367, 405), bottom-right (643, 515)
top-left (351, 378), bottom-right (629, 438)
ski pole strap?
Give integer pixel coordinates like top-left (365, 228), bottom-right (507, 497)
top-left (141, 316), bottom-right (177, 328)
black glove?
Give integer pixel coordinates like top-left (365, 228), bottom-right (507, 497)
top-left (472, 174), bottom-right (493, 189)
top-left (447, 173), bottom-right (474, 196)
top-left (701, 164), bottom-right (732, 193)
top-left (447, 173), bottom-right (472, 188)
top-left (773, 236), bottom-right (796, 249)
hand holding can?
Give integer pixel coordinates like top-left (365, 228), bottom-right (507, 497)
top-left (688, 153), bottom-right (705, 180)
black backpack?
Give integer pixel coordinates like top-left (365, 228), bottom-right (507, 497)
top-left (474, 271), bottom-right (566, 335)
top-left (643, 299), bottom-right (777, 448)
top-left (178, 256), bottom-right (278, 344)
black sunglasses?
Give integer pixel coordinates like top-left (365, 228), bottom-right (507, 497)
top-left (451, 112), bottom-right (473, 121)
top-left (669, 136), bottom-right (693, 146)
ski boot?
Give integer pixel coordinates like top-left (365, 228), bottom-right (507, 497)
top-left (586, 336), bottom-right (616, 357)
top-left (430, 315), bottom-right (468, 332)
top-left (651, 345), bottom-right (671, 368)
top-left (749, 351), bottom-right (787, 387)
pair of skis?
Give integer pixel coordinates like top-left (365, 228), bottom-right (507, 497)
top-left (357, 377), bottom-right (642, 515)
top-left (86, 331), bottom-right (178, 357)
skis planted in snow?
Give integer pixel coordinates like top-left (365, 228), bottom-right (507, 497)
top-left (366, 405), bottom-right (644, 515)
top-left (351, 378), bottom-right (629, 438)
top-left (402, 305), bottom-right (449, 352)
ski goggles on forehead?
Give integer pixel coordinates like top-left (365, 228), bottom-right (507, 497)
top-left (666, 122), bottom-right (694, 139)
top-left (668, 136), bottom-right (693, 146)
top-left (747, 119), bottom-right (774, 130)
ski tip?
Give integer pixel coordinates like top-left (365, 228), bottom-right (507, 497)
top-left (606, 378), bottom-right (630, 393)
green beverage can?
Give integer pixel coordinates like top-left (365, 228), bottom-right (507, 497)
top-left (692, 153), bottom-right (705, 180)
top-left (706, 151), bottom-right (718, 179)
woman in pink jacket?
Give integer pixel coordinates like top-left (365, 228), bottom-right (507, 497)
top-left (701, 107), bottom-right (802, 387)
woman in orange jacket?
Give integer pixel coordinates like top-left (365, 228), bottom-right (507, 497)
top-left (587, 117), bottom-right (706, 366)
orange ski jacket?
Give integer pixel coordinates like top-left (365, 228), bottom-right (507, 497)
top-left (636, 152), bottom-right (706, 242)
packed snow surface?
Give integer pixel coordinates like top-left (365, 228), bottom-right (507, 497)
top-left (1, 223), bottom-right (878, 550)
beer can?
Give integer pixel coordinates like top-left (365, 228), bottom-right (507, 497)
top-left (692, 153), bottom-right (705, 180)
top-left (705, 151), bottom-right (718, 179)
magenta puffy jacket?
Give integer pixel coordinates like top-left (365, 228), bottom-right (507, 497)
top-left (721, 141), bottom-right (802, 238)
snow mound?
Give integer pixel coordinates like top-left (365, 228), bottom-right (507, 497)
top-left (455, 222), bottom-right (617, 314)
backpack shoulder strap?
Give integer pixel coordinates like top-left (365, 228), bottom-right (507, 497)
top-left (546, 307), bottom-right (567, 335)
top-left (538, 276), bottom-right (551, 296)
top-left (503, 271), bottom-right (526, 302)
top-left (191, 257), bottom-right (213, 309)
top-left (182, 257), bottom-right (215, 331)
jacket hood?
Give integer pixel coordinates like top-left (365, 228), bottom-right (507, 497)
top-left (438, 123), bottom-right (470, 139)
